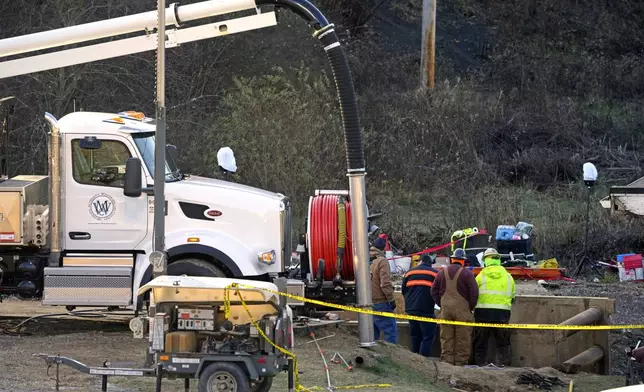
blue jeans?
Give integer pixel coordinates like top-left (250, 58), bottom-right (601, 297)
top-left (408, 314), bottom-right (436, 357)
top-left (373, 302), bottom-right (398, 344)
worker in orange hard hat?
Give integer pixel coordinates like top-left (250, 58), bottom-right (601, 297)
top-left (402, 253), bottom-right (438, 357)
top-left (431, 248), bottom-right (479, 366)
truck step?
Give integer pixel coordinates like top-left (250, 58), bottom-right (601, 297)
top-left (42, 266), bottom-right (132, 306)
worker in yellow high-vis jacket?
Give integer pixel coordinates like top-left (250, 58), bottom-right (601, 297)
top-left (473, 248), bottom-right (515, 366)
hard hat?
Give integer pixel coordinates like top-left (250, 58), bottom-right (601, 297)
top-left (483, 248), bottom-right (500, 259)
top-left (420, 254), bottom-right (434, 264)
top-left (373, 237), bottom-right (387, 250)
top-left (450, 248), bottom-right (467, 260)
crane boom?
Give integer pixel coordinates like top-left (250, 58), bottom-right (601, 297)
top-left (0, 0), bottom-right (257, 58)
top-left (0, 13), bottom-right (276, 80)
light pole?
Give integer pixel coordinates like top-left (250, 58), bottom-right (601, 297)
top-left (573, 162), bottom-right (598, 277)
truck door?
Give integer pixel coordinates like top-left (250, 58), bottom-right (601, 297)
top-left (63, 134), bottom-right (148, 250)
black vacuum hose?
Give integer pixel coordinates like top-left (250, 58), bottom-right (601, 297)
top-left (257, 0), bottom-right (366, 173)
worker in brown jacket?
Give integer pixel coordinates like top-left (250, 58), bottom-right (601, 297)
top-left (431, 248), bottom-right (479, 365)
top-left (370, 237), bottom-right (397, 344)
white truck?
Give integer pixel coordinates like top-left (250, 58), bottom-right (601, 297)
top-left (0, 104), bottom-right (292, 311)
top-left (0, 0), bottom-right (376, 348)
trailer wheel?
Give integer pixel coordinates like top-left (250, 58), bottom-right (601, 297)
top-left (168, 258), bottom-right (227, 278)
top-left (250, 377), bottom-right (273, 392)
top-left (198, 362), bottom-right (249, 392)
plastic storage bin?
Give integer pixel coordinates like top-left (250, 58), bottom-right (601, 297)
top-left (497, 238), bottom-right (532, 255)
top-left (617, 253), bottom-right (636, 263)
top-left (623, 254), bottom-right (643, 270)
top-left (496, 225), bottom-right (516, 241)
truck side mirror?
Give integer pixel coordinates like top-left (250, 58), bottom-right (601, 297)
top-left (167, 144), bottom-right (178, 163)
top-left (123, 157), bottom-right (142, 197)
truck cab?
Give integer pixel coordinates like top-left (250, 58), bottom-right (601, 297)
top-left (2, 110), bottom-right (292, 310)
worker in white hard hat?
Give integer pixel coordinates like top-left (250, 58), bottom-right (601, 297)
top-left (473, 247), bottom-right (515, 366)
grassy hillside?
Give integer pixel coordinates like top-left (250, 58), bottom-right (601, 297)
top-left (1, 0), bottom-right (643, 266)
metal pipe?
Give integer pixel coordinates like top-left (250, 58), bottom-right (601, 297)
top-left (0, 0), bottom-right (257, 58)
top-left (153, 0), bottom-right (167, 257)
top-left (562, 345), bottom-right (604, 374)
top-left (44, 113), bottom-right (61, 267)
top-left (573, 185), bottom-right (594, 277)
top-left (287, 358), bottom-right (294, 392)
top-left (557, 306), bottom-right (603, 340)
top-left (349, 173), bottom-right (375, 347)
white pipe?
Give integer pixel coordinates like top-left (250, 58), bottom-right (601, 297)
top-left (314, 189), bottom-right (350, 196)
top-left (0, 13), bottom-right (277, 80)
top-left (0, 0), bottom-right (256, 58)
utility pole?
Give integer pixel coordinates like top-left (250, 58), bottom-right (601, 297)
top-left (146, 0), bottom-right (167, 368)
top-left (420, 0), bottom-right (437, 89)
top-left (151, 0), bottom-right (167, 278)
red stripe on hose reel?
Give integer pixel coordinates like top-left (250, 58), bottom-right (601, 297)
top-left (324, 195), bottom-right (337, 280)
top-left (310, 195), bottom-right (322, 280)
top-left (310, 195), bottom-right (325, 280)
top-left (309, 194), bottom-right (356, 281)
top-left (330, 195), bottom-right (339, 280)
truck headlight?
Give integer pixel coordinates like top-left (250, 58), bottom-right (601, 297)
top-left (258, 250), bottom-right (276, 265)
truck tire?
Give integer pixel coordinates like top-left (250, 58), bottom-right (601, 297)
top-left (250, 377), bottom-right (273, 392)
top-left (168, 258), bottom-right (227, 278)
top-left (198, 362), bottom-right (249, 392)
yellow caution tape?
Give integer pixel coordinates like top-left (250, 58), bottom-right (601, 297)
top-left (225, 284), bottom-right (392, 392)
top-left (307, 385), bottom-right (394, 390)
top-left (236, 283), bottom-right (644, 331)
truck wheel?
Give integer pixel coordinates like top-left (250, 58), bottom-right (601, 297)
top-left (250, 377), bottom-right (273, 392)
top-left (168, 258), bottom-right (227, 277)
top-left (198, 362), bottom-right (249, 392)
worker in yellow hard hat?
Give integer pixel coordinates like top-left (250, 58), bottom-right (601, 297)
top-left (473, 248), bottom-right (515, 366)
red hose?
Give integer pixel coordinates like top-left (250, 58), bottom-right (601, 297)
top-left (310, 194), bottom-right (355, 281)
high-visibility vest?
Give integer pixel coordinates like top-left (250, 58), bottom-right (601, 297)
top-left (475, 265), bottom-right (515, 311)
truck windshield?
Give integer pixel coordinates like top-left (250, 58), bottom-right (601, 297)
top-left (132, 132), bottom-right (182, 182)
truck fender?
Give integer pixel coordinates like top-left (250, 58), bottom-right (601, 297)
top-left (195, 356), bottom-right (261, 380)
top-left (134, 245), bottom-right (241, 311)
top-left (132, 231), bottom-right (262, 309)
top-left (164, 229), bottom-right (262, 276)
top-left (166, 243), bottom-right (243, 277)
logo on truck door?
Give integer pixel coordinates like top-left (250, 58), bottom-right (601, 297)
top-left (89, 193), bottom-right (116, 221)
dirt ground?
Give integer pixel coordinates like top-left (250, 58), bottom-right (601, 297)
top-left (0, 300), bottom-right (630, 392)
